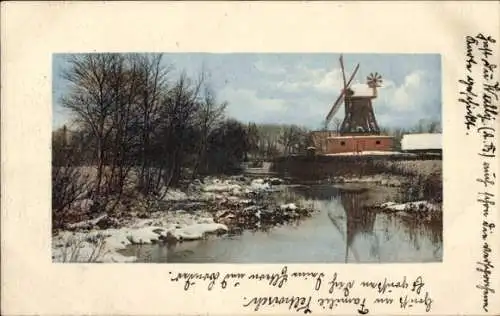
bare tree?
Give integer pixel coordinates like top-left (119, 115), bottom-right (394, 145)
top-left (152, 72), bottom-right (205, 192)
top-left (191, 84), bottom-right (226, 177)
top-left (131, 54), bottom-right (171, 194)
top-left (61, 54), bottom-right (127, 201)
top-left (52, 127), bottom-right (91, 229)
top-left (279, 125), bottom-right (307, 156)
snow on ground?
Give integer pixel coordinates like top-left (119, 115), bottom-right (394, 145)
top-left (162, 189), bottom-right (188, 201)
top-left (202, 182), bottom-right (242, 193)
top-left (331, 175), bottom-right (403, 187)
top-left (250, 179), bottom-right (271, 191)
top-left (280, 203), bottom-right (297, 211)
top-left (52, 230), bottom-right (137, 263)
top-left (379, 200), bottom-right (441, 212)
top-left (53, 176), bottom-right (282, 263)
top-left (66, 214), bottom-right (107, 230)
top-left (171, 223), bottom-right (228, 241)
top-left (53, 217), bottom-right (229, 263)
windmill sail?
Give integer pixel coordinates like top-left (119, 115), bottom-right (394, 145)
top-left (324, 63), bottom-right (360, 125)
top-left (340, 55), bottom-right (347, 88)
top-left (325, 90), bottom-right (345, 123)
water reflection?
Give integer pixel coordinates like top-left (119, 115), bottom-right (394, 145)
top-left (122, 185), bottom-right (442, 263)
top-left (325, 187), bottom-right (441, 263)
top-left (338, 192), bottom-right (378, 262)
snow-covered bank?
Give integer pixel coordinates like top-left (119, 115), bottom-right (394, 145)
top-left (52, 220), bottom-right (228, 263)
top-left (52, 175), bottom-right (313, 263)
top-left (329, 174), bottom-right (404, 187)
top-left (374, 200), bottom-right (442, 222)
top-left (379, 200), bottom-right (441, 212)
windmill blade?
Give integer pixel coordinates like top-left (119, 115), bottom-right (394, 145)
top-left (325, 63), bottom-right (359, 125)
top-left (339, 55), bottom-right (347, 89)
top-left (345, 63), bottom-right (360, 89)
top-left (325, 90), bottom-right (345, 124)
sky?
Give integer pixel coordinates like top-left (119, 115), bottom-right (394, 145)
top-left (52, 53), bottom-right (441, 131)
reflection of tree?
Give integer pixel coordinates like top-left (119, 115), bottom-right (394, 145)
top-left (328, 189), bottom-right (443, 263)
top-left (399, 215), bottom-right (443, 253)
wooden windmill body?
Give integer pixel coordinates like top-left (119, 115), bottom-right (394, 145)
top-left (311, 55), bottom-right (394, 154)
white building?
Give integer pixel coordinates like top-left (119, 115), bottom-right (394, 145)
top-left (401, 133), bottom-right (442, 153)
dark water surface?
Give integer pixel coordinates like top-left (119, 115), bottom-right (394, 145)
top-left (122, 185), bottom-right (443, 263)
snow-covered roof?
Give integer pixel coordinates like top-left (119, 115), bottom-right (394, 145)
top-left (350, 83), bottom-right (375, 97)
top-left (401, 133), bottom-right (442, 151)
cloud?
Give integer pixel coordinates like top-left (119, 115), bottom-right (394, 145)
top-left (272, 65), bottom-right (378, 97)
top-left (219, 87), bottom-right (288, 123)
top-left (238, 64), bottom-right (438, 129)
top-left (314, 69), bottom-right (344, 93)
top-left (220, 61), bottom-right (440, 130)
top-left (379, 70), bottom-right (427, 111)
top-left (373, 70), bottom-right (441, 127)
top-left (253, 60), bottom-right (286, 75)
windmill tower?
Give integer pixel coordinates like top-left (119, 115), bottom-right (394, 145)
top-left (312, 54), bottom-right (394, 154)
top-left (325, 55), bottom-right (383, 135)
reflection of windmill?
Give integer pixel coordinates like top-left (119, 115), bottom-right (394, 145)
top-left (340, 193), bottom-right (378, 257)
top-left (328, 192), bottom-right (380, 263)
top-left (325, 55), bottom-right (382, 135)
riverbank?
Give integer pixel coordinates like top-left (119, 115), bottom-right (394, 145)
top-left (52, 176), bottom-right (315, 262)
top-left (52, 160), bottom-right (442, 263)
top-left (119, 183), bottom-right (443, 263)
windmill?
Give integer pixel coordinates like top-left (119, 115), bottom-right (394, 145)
top-left (324, 55), bottom-right (383, 135)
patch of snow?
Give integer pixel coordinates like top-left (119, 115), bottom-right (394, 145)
top-left (401, 133), bottom-right (442, 151)
top-left (380, 200), bottom-right (440, 212)
top-left (197, 217), bottom-right (215, 224)
top-left (251, 179), bottom-right (270, 191)
top-left (379, 202), bottom-right (397, 208)
top-left (227, 196), bottom-right (240, 202)
top-left (127, 227), bottom-right (163, 244)
top-left (231, 188), bottom-right (243, 196)
top-left (66, 214), bottom-right (107, 229)
top-left (172, 223), bottom-right (228, 240)
top-left (102, 229), bottom-right (132, 250)
top-left (280, 203), bottom-right (297, 211)
top-left (163, 189), bottom-right (188, 201)
top-left (202, 183), bottom-right (241, 193)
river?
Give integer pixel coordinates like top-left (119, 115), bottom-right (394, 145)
top-left (121, 184), bottom-right (442, 263)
